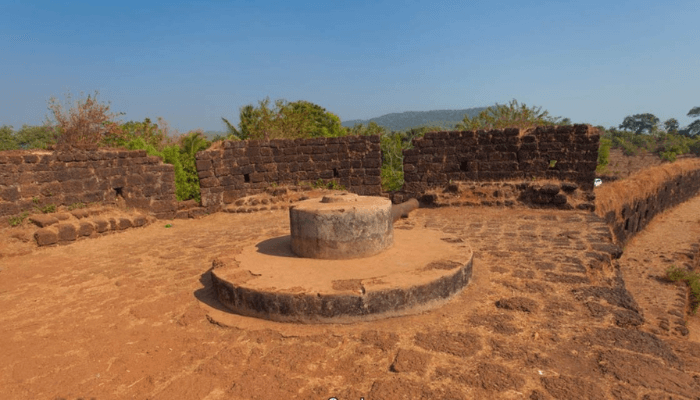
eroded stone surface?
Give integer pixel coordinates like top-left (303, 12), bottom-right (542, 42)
top-left (289, 193), bottom-right (393, 259)
top-left (211, 227), bottom-right (473, 323)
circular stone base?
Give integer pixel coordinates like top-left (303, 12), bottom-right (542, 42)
top-left (210, 227), bottom-right (473, 323)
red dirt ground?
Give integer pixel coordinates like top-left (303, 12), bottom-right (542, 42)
top-left (1, 187), bottom-right (700, 399)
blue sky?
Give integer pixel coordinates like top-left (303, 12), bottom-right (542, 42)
top-left (1, 0), bottom-right (698, 133)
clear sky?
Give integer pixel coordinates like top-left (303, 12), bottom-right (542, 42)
top-left (1, 0), bottom-right (698, 133)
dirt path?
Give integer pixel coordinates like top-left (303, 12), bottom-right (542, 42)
top-left (1, 199), bottom-right (699, 399)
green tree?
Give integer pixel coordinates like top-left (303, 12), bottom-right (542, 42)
top-left (0, 125), bottom-right (18, 150)
top-left (348, 121), bottom-right (386, 136)
top-left (680, 107), bottom-right (700, 137)
top-left (619, 113), bottom-right (660, 135)
top-left (222, 98), bottom-right (348, 140)
top-left (221, 116), bottom-right (243, 140)
top-left (455, 99), bottom-right (560, 131)
top-left (109, 118), bottom-right (166, 149)
top-left (664, 118), bottom-right (680, 134)
top-left (176, 131), bottom-right (210, 202)
top-left (15, 125), bottom-right (56, 149)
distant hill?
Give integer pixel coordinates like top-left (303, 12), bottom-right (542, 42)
top-left (341, 107), bottom-right (488, 132)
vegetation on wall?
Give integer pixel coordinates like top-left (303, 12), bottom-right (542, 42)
top-left (455, 99), bottom-right (570, 131)
top-left (47, 91), bottom-right (124, 147)
top-left (0, 124), bottom-right (56, 151)
top-left (221, 98), bottom-right (347, 140)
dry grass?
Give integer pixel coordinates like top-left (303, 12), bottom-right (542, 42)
top-left (595, 158), bottom-right (700, 219)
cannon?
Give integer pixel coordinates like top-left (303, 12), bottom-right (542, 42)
top-left (391, 198), bottom-right (419, 222)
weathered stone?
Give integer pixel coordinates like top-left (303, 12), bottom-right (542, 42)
top-left (54, 213), bottom-right (71, 221)
top-left (29, 214), bottom-right (59, 228)
top-left (93, 218), bottom-right (110, 233)
top-left (57, 223), bottom-right (77, 242)
top-left (117, 218), bottom-right (131, 230)
top-left (290, 193), bottom-right (393, 259)
top-left (539, 184), bottom-right (561, 195)
top-left (78, 221), bottom-right (94, 237)
top-left (34, 228), bottom-right (58, 246)
top-left (131, 215), bottom-right (147, 227)
top-left (189, 208), bottom-right (208, 219)
top-left (70, 209), bottom-right (90, 219)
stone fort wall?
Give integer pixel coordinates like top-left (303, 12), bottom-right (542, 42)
top-left (401, 125), bottom-right (600, 198)
top-left (595, 159), bottom-right (700, 244)
top-left (0, 147), bottom-right (177, 219)
top-left (194, 135), bottom-right (382, 209)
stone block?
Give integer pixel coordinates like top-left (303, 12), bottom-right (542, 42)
top-left (78, 221), bottom-right (94, 237)
top-left (54, 213), bottom-right (70, 221)
top-left (1, 187), bottom-right (20, 202)
top-left (70, 209), bottom-right (90, 219)
top-left (539, 184), bottom-right (560, 195)
top-left (189, 208), bottom-right (208, 219)
top-left (29, 214), bottom-right (59, 228)
top-left (93, 218), bottom-right (109, 233)
top-left (117, 218), bottom-right (131, 230)
top-left (132, 215), bottom-right (148, 227)
top-left (57, 223), bottom-right (77, 242)
top-left (196, 159), bottom-right (212, 171)
top-left (34, 228), bottom-right (59, 246)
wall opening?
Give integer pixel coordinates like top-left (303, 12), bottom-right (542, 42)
top-left (114, 187), bottom-right (124, 199)
top-left (244, 174), bottom-right (250, 183)
top-left (459, 161), bottom-right (470, 172)
top-left (333, 168), bottom-right (339, 178)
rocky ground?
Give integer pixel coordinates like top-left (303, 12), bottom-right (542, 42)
top-left (1, 187), bottom-right (699, 399)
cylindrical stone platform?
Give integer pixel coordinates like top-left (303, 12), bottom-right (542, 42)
top-left (289, 193), bottom-right (393, 259)
top-left (210, 227), bottom-right (473, 323)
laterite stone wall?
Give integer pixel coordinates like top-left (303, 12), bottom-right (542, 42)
top-left (596, 161), bottom-right (700, 244)
top-left (402, 125), bottom-right (600, 198)
top-left (195, 135), bottom-right (382, 208)
top-left (0, 147), bottom-right (177, 219)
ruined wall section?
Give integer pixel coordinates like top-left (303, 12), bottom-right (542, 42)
top-left (0, 148), bottom-right (177, 219)
top-left (595, 159), bottom-right (700, 244)
top-left (195, 135), bottom-right (382, 208)
top-left (401, 125), bottom-right (600, 198)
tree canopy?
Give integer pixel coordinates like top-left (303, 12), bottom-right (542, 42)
top-left (618, 113), bottom-right (660, 135)
top-left (664, 118), bottom-right (679, 134)
top-left (222, 98), bottom-right (348, 140)
top-left (682, 106), bottom-right (700, 137)
top-left (455, 99), bottom-right (565, 131)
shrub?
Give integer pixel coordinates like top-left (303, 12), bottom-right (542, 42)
top-left (455, 99), bottom-right (563, 131)
top-left (380, 133), bottom-right (405, 192)
top-left (8, 212), bottom-right (29, 227)
top-left (667, 266), bottom-right (700, 314)
top-left (47, 91), bottom-right (123, 147)
top-left (597, 138), bottom-right (611, 173)
top-left (0, 125), bottom-right (18, 150)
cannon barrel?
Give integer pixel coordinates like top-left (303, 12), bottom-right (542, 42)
top-left (391, 198), bottom-right (419, 222)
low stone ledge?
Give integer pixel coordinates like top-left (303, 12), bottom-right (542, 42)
top-left (32, 211), bottom-right (154, 247)
top-left (29, 214), bottom-right (59, 228)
